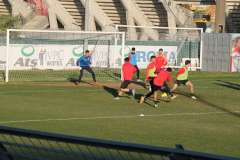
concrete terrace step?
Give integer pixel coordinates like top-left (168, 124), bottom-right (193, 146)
top-left (135, 0), bottom-right (168, 27)
top-left (58, 0), bottom-right (85, 29)
top-left (95, 0), bottom-right (126, 25)
top-left (0, 0), bottom-right (11, 16)
top-left (174, 0), bottom-right (215, 4)
top-left (226, 0), bottom-right (240, 32)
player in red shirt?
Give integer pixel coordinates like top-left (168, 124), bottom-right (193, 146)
top-left (145, 56), bottom-right (157, 92)
top-left (155, 48), bottom-right (168, 73)
top-left (140, 68), bottom-right (176, 107)
top-left (115, 57), bottom-right (137, 99)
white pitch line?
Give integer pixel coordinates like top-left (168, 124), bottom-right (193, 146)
top-left (0, 111), bottom-right (239, 125)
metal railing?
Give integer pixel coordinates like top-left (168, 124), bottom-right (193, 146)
top-left (0, 126), bottom-right (239, 160)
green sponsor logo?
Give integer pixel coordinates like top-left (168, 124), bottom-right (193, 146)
top-left (72, 46), bottom-right (83, 57)
top-left (120, 46), bottom-right (131, 58)
top-left (21, 45), bottom-right (35, 57)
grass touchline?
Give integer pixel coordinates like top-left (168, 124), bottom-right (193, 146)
top-left (1, 110), bottom-right (239, 124)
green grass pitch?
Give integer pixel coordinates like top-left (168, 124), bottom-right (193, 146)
top-left (0, 72), bottom-right (239, 157)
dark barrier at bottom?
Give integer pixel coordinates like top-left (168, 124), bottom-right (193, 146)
top-left (0, 126), bottom-right (239, 160)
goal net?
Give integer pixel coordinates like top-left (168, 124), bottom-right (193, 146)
top-left (5, 29), bottom-right (125, 82)
top-left (116, 25), bottom-right (203, 70)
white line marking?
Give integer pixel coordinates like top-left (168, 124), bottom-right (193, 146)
top-left (0, 111), bottom-right (239, 124)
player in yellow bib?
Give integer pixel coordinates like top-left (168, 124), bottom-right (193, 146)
top-left (171, 60), bottom-right (196, 99)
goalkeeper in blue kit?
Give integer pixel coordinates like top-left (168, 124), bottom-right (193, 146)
top-left (76, 50), bottom-right (96, 83)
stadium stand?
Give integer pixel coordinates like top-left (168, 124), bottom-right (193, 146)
top-left (95, 0), bottom-right (126, 26)
top-left (226, 0), bottom-right (240, 33)
top-left (174, 0), bottom-right (240, 32)
top-left (174, 0), bottom-right (216, 5)
top-left (0, 0), bottom-right (11, 16)
top-left (58, 0), bottom-right (86, 30)
top-left (1, 0), bottom-right (239, 33)
top-left (135, 0), bottom-right (168, 27)
top-left (44, 0), bottom-right (80, 30)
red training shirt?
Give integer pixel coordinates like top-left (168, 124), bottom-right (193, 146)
top-left (122, 62), bottom-right (137, 80)
top-left (153, 70), bottom-right (172, 87)
top-left (155, 55), bottom-right (168, 72)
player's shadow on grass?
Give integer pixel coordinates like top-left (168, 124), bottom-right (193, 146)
top-left (68, 77), bottom-right (78, 84)
top-left (130, 80), bottom-right (146, 88)
top-left (68, 77), bottom-right (94, 86)
top-left (215, 80), bottom-right (240, 90)
top-left (175, 91), bottom-right (240, 118)
top-left (102, 85), bottom-right (118, 97)
top-left (103, 85), bottom-right (143, 100)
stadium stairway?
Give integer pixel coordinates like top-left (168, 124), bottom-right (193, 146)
top-left (174, 0), bottom-right (215, 5)
top-left (135, 0), bottom-right (168, 27)
top-left (226, 0), bottom-right (240, 33)
top-left (0, 0), bottom-right (11, 16)
top-left (58, 0), bottom-right (116, 31)
top-left (58, 0), bottom-right (85, 30)
top-left (44, 0), bottom-right (80, 30)
top-left (80, 0), bottom-right (116, 31)
top-left (95, 0), bottom-right (126, 27)
top-left (120, 0), bottom-right (159, 40)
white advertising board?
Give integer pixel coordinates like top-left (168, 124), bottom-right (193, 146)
top-left (1, 44), bottom-right (178, 70)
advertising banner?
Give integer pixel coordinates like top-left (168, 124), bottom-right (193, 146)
top-left (231, 34), bottom-right (240, 72)
top-left (0, 44), bottom-right (178, 70)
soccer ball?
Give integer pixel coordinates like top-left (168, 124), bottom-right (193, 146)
top-left (139, 114), bottom-right (145, 117)
top-left (161, 92), bottom-right (168, 97)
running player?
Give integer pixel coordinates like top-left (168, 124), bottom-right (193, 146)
top-left (115, 57), bottom-right (137, 99)
top-left (171, 60), bottom-right (196, 99)
top-left (140, 68), bottom-right (176, 107)
top-left (129, 47), bottom-right (140, 81)
top-left (145, 55), bottom-right (157, 91)
top-left (155, 48), bottom-right (168, 72)
top-left (76, 50), bottom-right (96, 83)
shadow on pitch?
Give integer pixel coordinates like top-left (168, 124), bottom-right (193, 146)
top-left (175, 91), bottom-right (240, 119)
top-left (102, 85), bottom-right (118, 97)
top-left (68, 77), bottom-right (94, 86)
top-left (68, 77), bottom-right (78, 83)
top-left (130, 80), bottom-right (146, 88)
top-left (103, 85), bottom-right (169, 108)
top-left (215, 80), bottom-right (240, 90)
top-left (102, 85), bottom-right (146, 101)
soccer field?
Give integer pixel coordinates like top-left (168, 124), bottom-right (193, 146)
top-left (0, 72), bottom-right (239, 157)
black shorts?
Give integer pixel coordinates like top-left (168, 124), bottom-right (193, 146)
top-left (176, 80), bottom-right (189, 86)
top-left (153, 83), bottom-right (169, 91)
top-left (120, 80), bottom-right (131, 89)
top-left (152, 85), bottom-right (162, 91)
